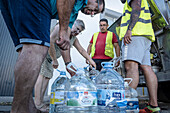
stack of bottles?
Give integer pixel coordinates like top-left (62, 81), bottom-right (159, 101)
top-left (49, 62), bottom-right (139, 113)
top-left (65, 64), bottom-right (98, 113)
top-left (95, 62), bottom-right (127, 112)
top-left (49, 70), bottom-right (69, 113)
top-left (124, 79), bottom-right (139, 113)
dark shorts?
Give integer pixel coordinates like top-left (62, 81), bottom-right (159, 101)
top-left (0, 0), bottom-right (51, 51)
top-left (92, 59), bottom-right (112, 71)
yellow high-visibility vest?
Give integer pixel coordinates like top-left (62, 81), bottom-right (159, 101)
top-left (119, 0), bottom-right (155, 42)
top-left (91, 31), bottom-right (114, 58)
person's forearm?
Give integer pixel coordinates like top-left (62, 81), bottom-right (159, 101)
top-left (128, 0), bottom-right (141, 31)
top-left (49, 43), bottom-right (57, 62)
top-left (87, 45), bottom-right (92, 55)
top-left (77, 47), bottom-right (91, 61)
top-left (57, 0), bottom-right (75, 31)
top-left (115, 46), bottom-right (120, 57)
top-left (60, 49), bottom-right (71, 63)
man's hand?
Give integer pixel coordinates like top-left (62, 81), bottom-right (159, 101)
top-left (124, 30), bottom-right (132, 45)
top-left (52, 60), bottom-right (59, 69)
top-left (86, 59), bottom-right (89, 64)
top-left (66, 62), bottom-right (77, 77)
top-left (56, 0), bottom-right (74, 50)
top-left (56, 29), bottom-right (70, 50)
top-left (88, 59), bottom-right (96, 69)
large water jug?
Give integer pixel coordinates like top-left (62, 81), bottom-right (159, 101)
top-left (65, 65), bottom-right (98, 113)
top-left (89, 67), bottom-right (99, 83)
top-left (95, 62), bottom-right (126, 112)
top-left (124, 79), bottom-right (139, 113)
top-left (49, 70), bottom-right (69, 113)
top-left (84, 66), bottom-right (89, 77)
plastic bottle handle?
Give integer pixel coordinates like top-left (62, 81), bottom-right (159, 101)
top-left (101, 62), bottom-right (114, 68)
top-left (124, 78), bottom-right (133, 85)
top-left (56, 69), bottom-right (60, 72)
top-left (66, 62), bottom-right (77, 73)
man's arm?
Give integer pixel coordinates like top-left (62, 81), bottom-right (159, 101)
top-left (60, 48), bottom-right (71, 64)
top-left (60, 48), bottom-right (76, 76)
top-left (87, 43), bottom-right (92, 55)
top-left (113, 43), bottom-right (120, 57)
top-left (113, 42), bottom-right (120, 67)
top-left (86, 43), bottom-right (92, 64)
top-left (56, 0), bottom-right (75, 50)
top-left (73, 39), bottom-right (96, 68)
top-left (49, 25), bottom-right (60, 68)
top-left (124, 0), bottom-right (141, 45)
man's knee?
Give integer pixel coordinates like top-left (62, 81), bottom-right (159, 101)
top-left (140, 65), bottom-right (153, 72)
top-left (124, 60), bottom-right (138, 72)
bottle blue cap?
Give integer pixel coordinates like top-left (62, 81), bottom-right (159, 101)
top-left (60, 71), bottom-right (66, 75)
top-left (101, 62), bottom-right (114, 69)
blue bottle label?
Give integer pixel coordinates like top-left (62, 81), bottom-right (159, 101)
top-left (126, 98), bottom-right (139, 110)
top-left (97, 89), bottom-right (125, 106)
top-left (66, 91), bottom-right (97, 106)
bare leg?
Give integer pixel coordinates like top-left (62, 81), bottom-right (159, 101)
top-left (35, 75), bottom-right (50, 106)
top-left (125, 61), bottom-right (139, 89)
top-left (19, 48), bottom-right (40, 112)
top-left (140, 65), bottom-right (158, 106)
top-left (41, 76), bottom-right (50, 102)
top-left (11, 44), bottom-right (48, 113)
top-left (35, 74), bottom-right (44, 106)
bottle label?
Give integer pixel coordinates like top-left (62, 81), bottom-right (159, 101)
top-left (66, 91), bottom-right (97, 106)
top-left (50, 91), bottom-right (64, 104)
top-left (126, 98), bottom-right (139, 110)
top-left (97, 89), bottom-right (125, 106)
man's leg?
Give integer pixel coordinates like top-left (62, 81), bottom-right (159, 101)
top-left (35, 74), bottom-right (44, 106)
top-left (11, 44), bottom-right (48, 113)
top-left (125, 60), bottom-right (139, 89)
top-left (34, 74), bottom-right (50, 107)
top-left (41, 76), bottom-right (50, 102)
top-left (140, 65), bottom-right (158, 106)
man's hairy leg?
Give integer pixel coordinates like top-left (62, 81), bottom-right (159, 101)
top-left (11, 44), bottom-right (48, 113)
top-left (35, 74), bottom-right (44, 107)
top-left (140, 65), bottom-right (158, 106)
top-left (125, 60), bottom-right (139, 89)
top-left (18, 48), bottom-right (40, 113)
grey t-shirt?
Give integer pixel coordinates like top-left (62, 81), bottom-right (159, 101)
top-left (46, 36), bottom-right (77, 63)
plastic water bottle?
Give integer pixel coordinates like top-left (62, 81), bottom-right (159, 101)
top-left (65, 66), bottom-right (98, 113)
top-left (95, 62), bottom-right (126, 112)
top-left (84, 66), bottom-right (89, 77)
top-left (89, 68), bottom-right (99, 83)
top-left (124, 80), bottom-right (139, 113)
top-left (49, 70), bottom-right (69, 113)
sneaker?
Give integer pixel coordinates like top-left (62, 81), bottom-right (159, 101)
top-left (143, 105), bottom-right (161, 113)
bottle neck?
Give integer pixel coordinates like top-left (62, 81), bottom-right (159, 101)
top-left (59, 75), bottom-right (67, 78)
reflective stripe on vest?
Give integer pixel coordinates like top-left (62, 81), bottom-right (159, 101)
top-left (91, 31), bottom-right (114, 58)
top-left (119, 0), bottom-right (155, 42)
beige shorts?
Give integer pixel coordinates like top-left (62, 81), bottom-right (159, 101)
top-left (39, 58), bottom-right (54, 79)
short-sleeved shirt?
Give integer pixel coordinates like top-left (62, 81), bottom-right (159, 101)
top-left (90, 31), bottom-right (118, 59)
top-left (50, 0), bottom-right (88, 28)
